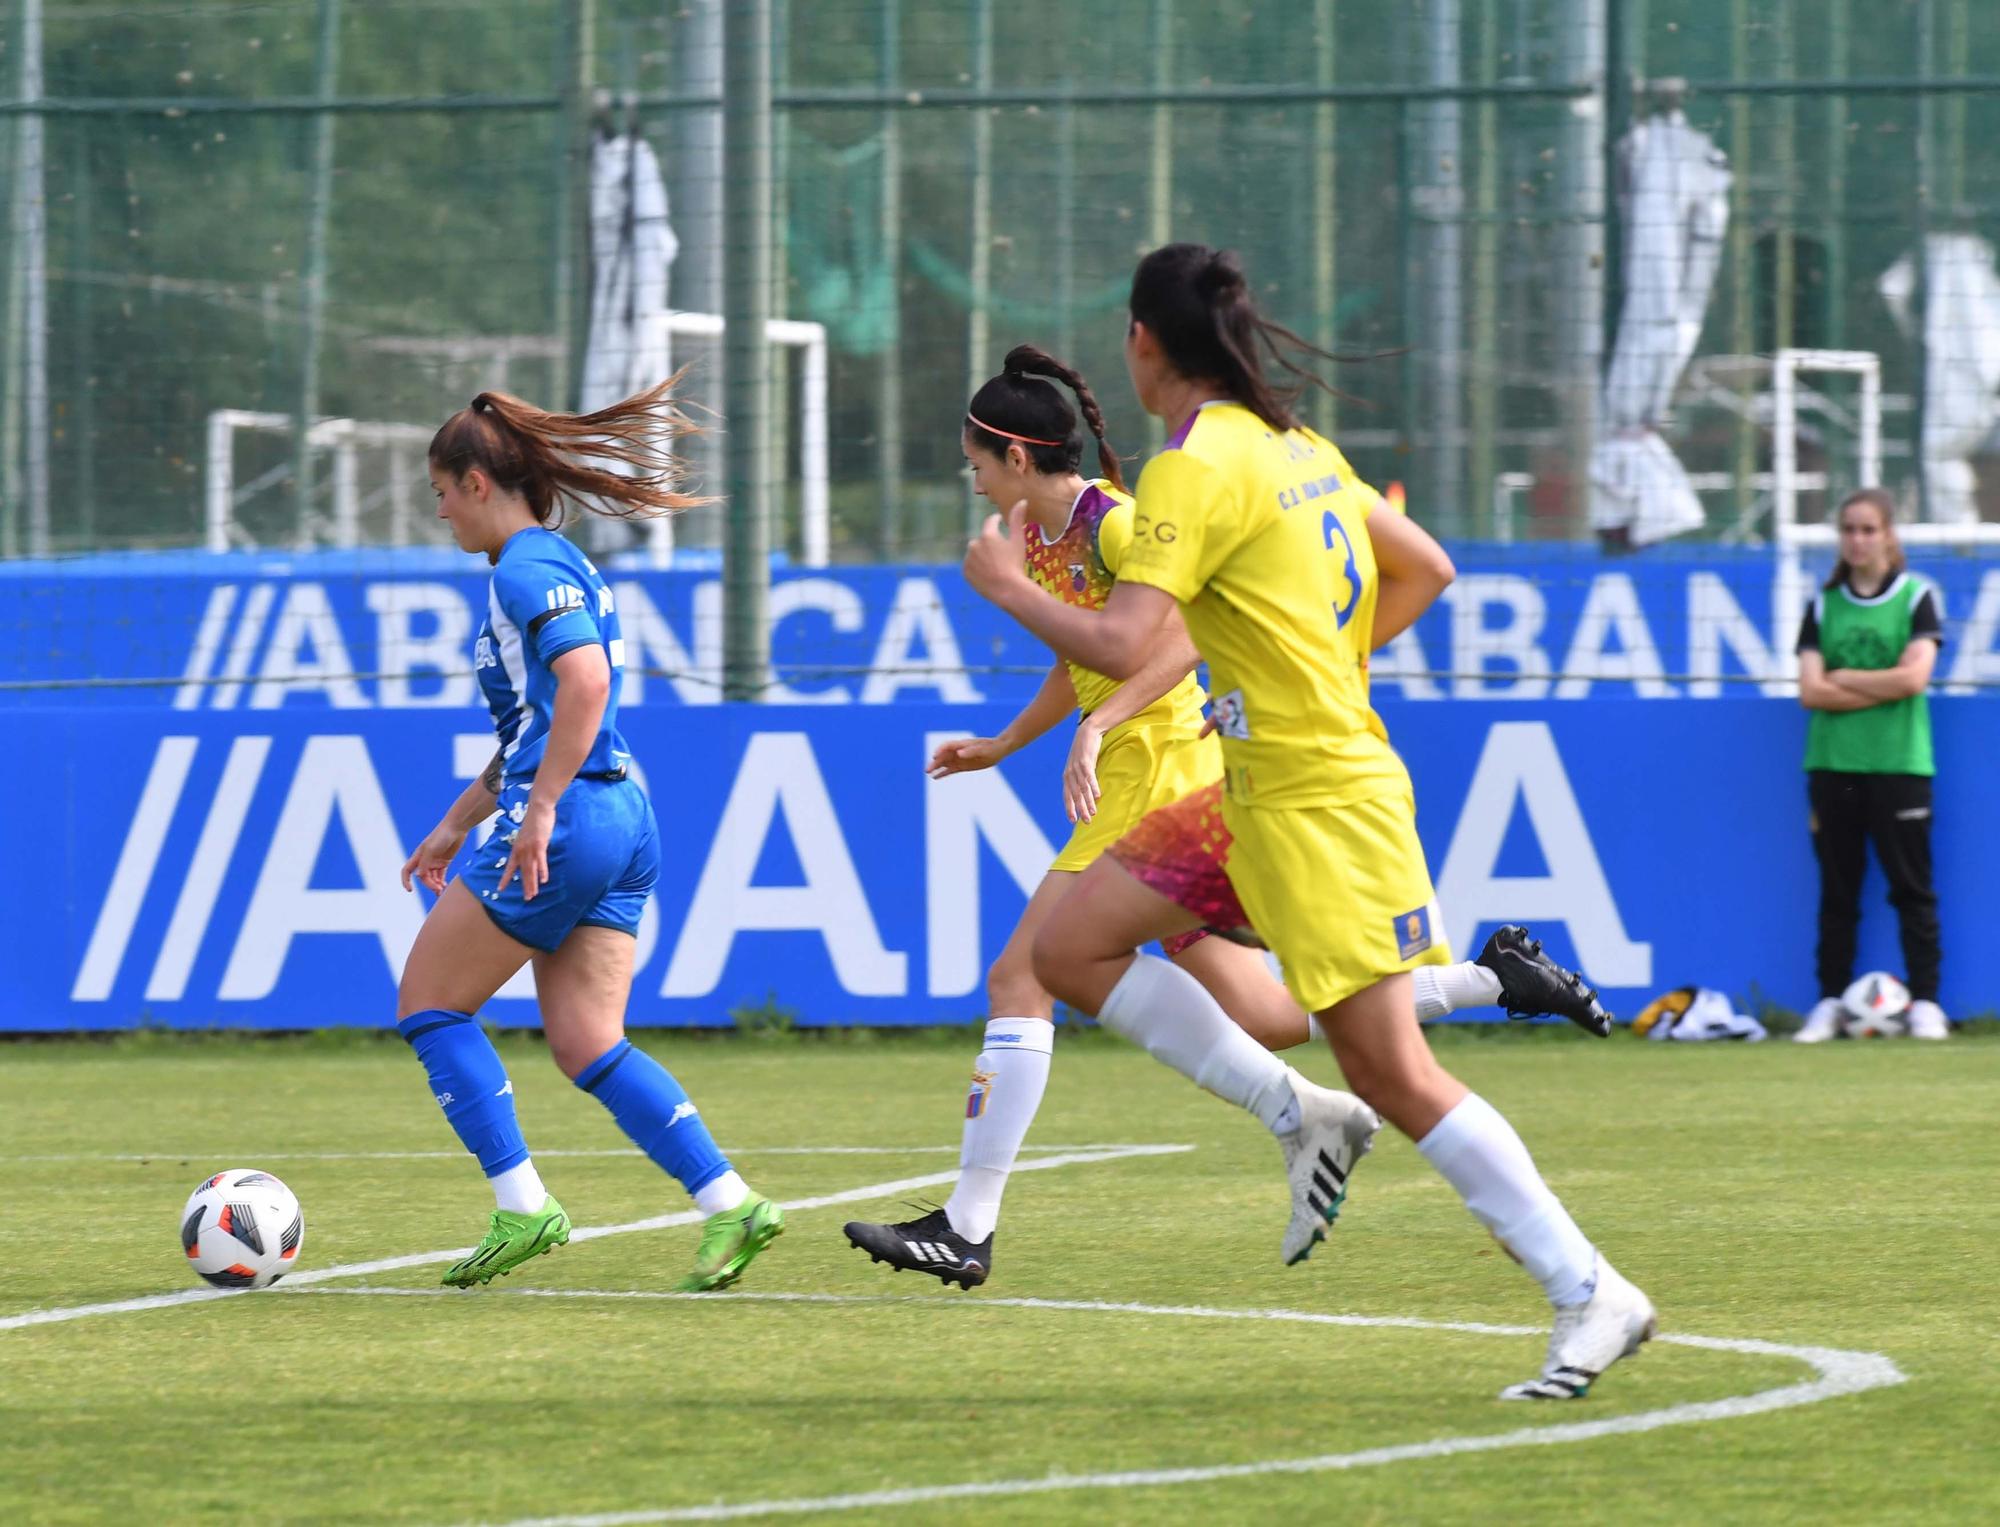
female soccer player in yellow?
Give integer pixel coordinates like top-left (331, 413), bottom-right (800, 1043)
top-left (850, 346), bottom-right (1603, 1291)
top-left (963, 245), bottom-right (1655, 1401)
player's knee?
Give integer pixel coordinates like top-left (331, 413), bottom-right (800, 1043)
top-left (544, 1023), bottom-right (611, 1081)
top-left (394, 969), bottom-right (438, 1023)
top-left (986, 955), bottom-right (1049, 1020)
top-left (1029, 918), bottom-right (1089, 1006)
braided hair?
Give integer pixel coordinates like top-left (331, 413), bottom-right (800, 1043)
top-left (963, 344), bottom-right (1126, 491)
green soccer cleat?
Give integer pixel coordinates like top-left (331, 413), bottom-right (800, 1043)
top-left (441, 1196), bottom-right (572, 1288)
top-left (677, 1193), bottom-right (785, 1292)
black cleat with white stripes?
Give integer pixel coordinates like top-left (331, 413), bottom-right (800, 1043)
top-left (843, 1208), bottom-right (992, 1290)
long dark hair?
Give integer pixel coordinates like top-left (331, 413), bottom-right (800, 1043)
top-left (1825, 487), bottom-right (1907, 591)
top-left (1128, 242), bottom-right (1355, 433)
top-left (428, 376), bottom-right (702, 527)
top-left (963, 344), bottom-right (1127, 491)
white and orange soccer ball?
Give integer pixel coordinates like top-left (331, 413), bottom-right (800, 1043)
top-left (179, 1169), bottom-right (305, 1289)
top-left (1841, 972), bottom-right (1912, 1038)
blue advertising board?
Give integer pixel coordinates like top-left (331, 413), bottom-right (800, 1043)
top-left (7, 545), bottom-right (1997, 1030)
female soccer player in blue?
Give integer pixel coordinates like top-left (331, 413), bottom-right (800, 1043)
top-left (398, 384), bottom-right (783, 1291)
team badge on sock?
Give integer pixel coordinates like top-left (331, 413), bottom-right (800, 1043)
top-left (965, 1067), bottom-right (995, 1120)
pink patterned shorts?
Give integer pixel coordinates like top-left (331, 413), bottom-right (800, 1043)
top-left (1107, 781), bottom-right (1255, 958)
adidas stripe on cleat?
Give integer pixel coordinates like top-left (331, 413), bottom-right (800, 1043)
top-left (1500, 1254), bottom-right (1658, 1401)
top-left (843, 1208), bottom-right (992, 1290)
top-left (1278, 1070), bottom-right (1382, 1266)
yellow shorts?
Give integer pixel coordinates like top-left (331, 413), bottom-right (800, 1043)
top-left (1050, 722), bottom-right (1222, 874)
top-left (1222, 789), bottom-right (1452, 1014)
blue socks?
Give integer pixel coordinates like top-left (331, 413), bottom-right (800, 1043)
top-left (396, 1009), bottom-right (530, 1177)
top-left (398, 1015), bottom-right (732, 1206)
top-left (574, 1038), bottom-right (732, 1197)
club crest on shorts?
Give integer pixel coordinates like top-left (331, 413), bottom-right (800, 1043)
top-left (1394, 905), bottom-right (1433, 961)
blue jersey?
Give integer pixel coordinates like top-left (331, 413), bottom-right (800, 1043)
top-left (474, 527), bottom-right (630, 783)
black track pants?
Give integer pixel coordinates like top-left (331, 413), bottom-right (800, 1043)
top-left (1808, 770), bottom-right (1940, 1002)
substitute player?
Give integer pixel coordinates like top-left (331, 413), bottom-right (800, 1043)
top-left (397, 385), bottom-right (782, 1292)
top-left (963, 244), bottom-right (1655, 1401)
top-left (847, 348), bottom-right (1609, 1291)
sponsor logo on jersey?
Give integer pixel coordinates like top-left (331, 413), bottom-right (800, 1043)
top-left (1210, 688), bottom-right (1250, 740)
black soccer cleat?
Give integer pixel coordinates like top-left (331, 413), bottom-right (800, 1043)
top-left (1476, 925), bottom-right (1614, 1037)
top-left (843, 1208), bottom-right (992, 1290)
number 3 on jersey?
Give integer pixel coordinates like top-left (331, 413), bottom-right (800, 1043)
top-left (1322, 509), bottom-right (1361, 629)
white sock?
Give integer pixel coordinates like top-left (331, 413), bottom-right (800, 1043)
top-left (943, 1018), bottom-right (1055, 1242)
top-left (1416, 1093), bottom-right (1597, 1306)
top-left (489, 1158), bottom-right (548, 1215)
top-left (693, 1169), bottom-right (750, 1217)
top-left (1099, 953), bottom-right (1296, 1133)
top-left (1413, 961), bottom-right (1503, 1022)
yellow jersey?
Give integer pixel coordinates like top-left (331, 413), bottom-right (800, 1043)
top-left (1115, 401), bottom-right (1406, 810)
top-left (1021, 479), bottom-right (1206, 735)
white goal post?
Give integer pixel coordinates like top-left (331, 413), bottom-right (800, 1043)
top-left (204, 312), bottom-right (830, 565)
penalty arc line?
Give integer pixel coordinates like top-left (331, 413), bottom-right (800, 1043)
top-left (0, 1143), bottom-right (1191, 1334)
top-left (363, 1291), bottom-right (1902, 1527)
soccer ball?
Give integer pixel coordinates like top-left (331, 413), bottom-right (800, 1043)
top-left (180, 1169), bottom-right (305, 1289)
top-left (1841, 971), bottom-right (1911, 1038)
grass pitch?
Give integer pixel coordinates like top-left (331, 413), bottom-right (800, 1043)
top-left (2, 1027), bottom-right (1995, 1525)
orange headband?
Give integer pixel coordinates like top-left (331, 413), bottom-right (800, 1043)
top-left (966, 411), bottom-right (1066, 449)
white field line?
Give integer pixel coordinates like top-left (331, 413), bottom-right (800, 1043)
top-left (343, 1291), bottom-right (1903, 1527)
top-left (0, 1144), bottom-right (1189, 1334)
top-left (0, 1144), bottom-right (1161, 1165)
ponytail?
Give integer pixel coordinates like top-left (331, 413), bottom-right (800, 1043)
top-left (427, 373), bottom-right (703, 527)
top-left (963, 344), bottom-right (1127, 491)
top-left (1130, 243), bottom-right (1366, 433)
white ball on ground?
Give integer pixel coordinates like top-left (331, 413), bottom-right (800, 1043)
top-left (179, 1169), bottom-right (305, 1289)
top-left (1841, 971), bottom-right (1911, 1038)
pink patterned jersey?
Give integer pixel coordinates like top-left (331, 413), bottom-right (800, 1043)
top-left (1020, 479), bottom-right (1205, 731)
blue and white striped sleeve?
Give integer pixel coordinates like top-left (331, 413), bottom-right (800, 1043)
top-left (492, 551), bottom-right (605, 666)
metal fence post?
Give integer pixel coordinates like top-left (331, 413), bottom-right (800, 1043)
top-left (723, 0), bottom-right (773, 700)
top-left (294, 0), bottom-right (340, 549)
top-left (1420, 0), bottom-right (1464, 528)
top-left (965, 0), bottom-right (993, 534)
top-left (877, 0), bottom-right (905, 556)
top-left (1312, 0), bottom-right (1339, 442)
top-left (1556, 0), bottom-right (1606, 535)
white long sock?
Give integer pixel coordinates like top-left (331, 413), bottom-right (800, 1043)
top-left (1099, 954), bottom-right (1296, 1133)
top-left (1413, 961), bottom-right (1503, 1021)
top-left (1416, 1093), bottom-right (1597, 1306)
top-left (488, 1158), bottom-right (548, 1215)
top-left (693, 1169), bottom-right (749, 1217)
top-left (942, 1018), bottom-right (1054, 1242)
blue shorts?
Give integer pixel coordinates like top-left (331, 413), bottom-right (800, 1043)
top-left (460, 776), bottom-right (660, 953)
